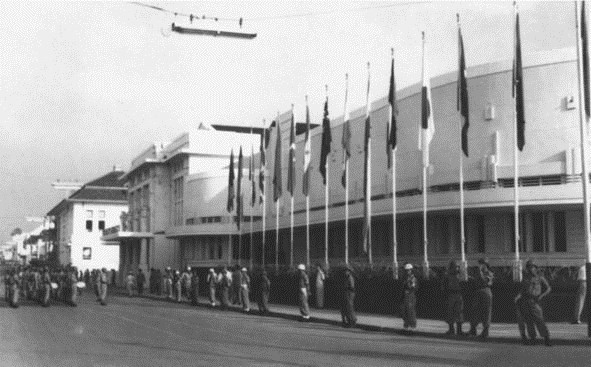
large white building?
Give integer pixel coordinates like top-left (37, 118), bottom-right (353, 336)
top-left (48, 168), bottom-right (127, 271)
top-left (106, 47), bottom-right (591, 275)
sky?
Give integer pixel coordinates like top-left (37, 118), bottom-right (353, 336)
top-left (0, 1), bottom-right (576, 242)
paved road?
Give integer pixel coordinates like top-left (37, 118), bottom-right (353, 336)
top-left (1, 293), bottom-right (590, 367)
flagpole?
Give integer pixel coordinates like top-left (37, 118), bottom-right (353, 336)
top-left (366, 62), bottom-right (373, 266)
top-left (276, 112), bottom-right (281, 274)
top-left (262, 119), bottom-right (267, 268)
top-left (324, 85), bottom-right (330, 271)
top-left (344, 73), bottom-right (350, 265)
top-left (305, 96), bottom-right (311, 269)
top-left (290, 104), bottom-right (295, 269)
top-left (250, 125), bottom-right (254, 269)
top-left (457, 14), bottom-right (468, 282)
top-left (575, 0), bottom-right (591, 337)
top-left (390, 48), bottom-right (398, 279)
top-left (512, 2), bottom-right (522, 282)
top-left (421, 31), bottom-right (430, 278)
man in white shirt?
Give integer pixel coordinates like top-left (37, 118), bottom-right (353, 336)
top-left (573, 264), bottom-right (586, 324)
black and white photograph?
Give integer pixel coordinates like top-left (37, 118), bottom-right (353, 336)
top-left (1, 1), bottom-right (591, 366)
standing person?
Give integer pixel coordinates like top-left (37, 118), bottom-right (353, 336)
top-left (239, 267), bottom-right (251, 312)
top-left (341, 265), bottom-right (357, 327)
top-left (41, 267), bottom-right (52, 307)
top-left (7, 268), bottom-right (20, 308)
top-left (401, 263), bottom-right (418, 331)
top-left (515, 260), bottom-right (552, 346)
top-left (469, 258), bottom-right (494, 339)
top-left (573, 264), bottom-right (586, 324)
top-left (174, 270), bottom-right (182, 303)
top-left (98, 268), bottom-right (108, 306)
top-left (93, 269), bottom-right (101, 301)
top-left (297, 264), bottom-right (311, 321)
top-left (315, 265), bottom-right (326, 309)
top-left (181, 267), bottom-right (192, 301)
top-left (136, 269), bottom-right (146, 297)
top-left (190, 268), bottom-right (200, 306)
top-left (163, 267), bottom-right (173, 300)
top-left (232, 265), bottom-right (241, 305)
top-left (219, 267), bottom-right (232, 309)
top-left (126, 271), bottom-right (135, 297)
top-left (84, 269), bottom-right (90, 288)
top-left (258, 270), bottom-right (271, 314)
top-left (443, 260), bottom-right (465, 336)
top-left (207, 268), bottom-right (217, 306)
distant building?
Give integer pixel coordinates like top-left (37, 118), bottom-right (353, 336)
top-left (48, 168), bottom-right (127, 271)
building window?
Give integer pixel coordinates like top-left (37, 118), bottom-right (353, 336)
top-left (98, 220), bottom-right (105, 231)
top-left (555, 212), bottom-right (567, 252)
top-left (531, 212), bottom-right (547, 253)
top-left (98, 210), bottom-right (106, 219)
top-left (217, 239), bottom-right (223, 260)
top-left (209, 240), bottom-right (215, 259)
top-left (173, 177), bottom-right (184, 226)
top-left (86, 220), bottom-right (93, 232)
top-left (86, 210), bottom-right (93, 219)
top-left (82, 247), bottom-right (92, 260)
top-left (476, 215), bottom-right (485, 253)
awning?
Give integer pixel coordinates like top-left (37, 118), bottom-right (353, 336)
top-left (101, 230), bottom-right (154, 244)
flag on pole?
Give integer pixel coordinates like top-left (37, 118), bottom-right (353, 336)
top-left (513, 2), bottom-right (525, 151)
top-left (303, 97), bottom-right (312, 196)
top-left (273, 119), bottom-right (283, 202)
top-left (259, 127), bottom-right (266, 203)
top-left (319, 91), bottom-right (332, 185)
top-left (387, 49), bottom-right (399, 169)
top-left (227, 149), bottom-right (235, 212)
top-left (237, 146), bottom-right (244, 229)
top-left (362, 63), bottom-right (372, 254)
top-left (341, 75), bottom-right (351, 188)
top-left (419, 32), bottom-right (435, 167)
top-left (250, 144), bottom-right (256, 207)
top-left (287, 106), bottom-right (296, 196)
top-left (582, 0), bottom-right (590, 119)
top-left (457, 14), bottom-right (470, 157)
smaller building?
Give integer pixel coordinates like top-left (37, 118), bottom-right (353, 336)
top-left (48, 168), bottom-right (128, 271)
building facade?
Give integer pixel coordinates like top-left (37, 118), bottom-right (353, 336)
top-left (48, 169), bottom-right (127, 271)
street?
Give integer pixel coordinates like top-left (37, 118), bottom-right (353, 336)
top-left (0, 292), bottom-right (590, 367)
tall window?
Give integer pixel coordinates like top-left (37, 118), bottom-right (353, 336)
top-left (173, 177), bottom-right (184, 226)
top-left (554, 212), bottom-right (567, 252)
top-left (143, 184), bottom-right (150, 231)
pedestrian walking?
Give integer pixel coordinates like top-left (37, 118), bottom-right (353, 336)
top-left (515, 260), bottom-right (552, 346)
top-left (297, 264), bottom-right (311, 321)
top-left (315, 265), bottom-right (326, 309)
top-left (190, 268), bottom-right (200, 306)
top-left (572, 264), bottom-right (586, 324)
top-left (98, 268), bottom-right (108, 306)
top-left (207, 268), bottom-right (218, 306)
top-left (469, 258), bottom-right (494, 339)
top-left (401, 263), bottom-right (417, 331)
top-left (126, 271), bottom-right (135, 297)
top-left (442, 260), bottom-right (465, 335)
top-left (136, 269), bottom-right (146, 297)
top-left (341, 265), bottom-right (357, 327)
top-left (240, 267), bottom-right (251, 312)
top-left (258, 270), bottom-right (271, 314)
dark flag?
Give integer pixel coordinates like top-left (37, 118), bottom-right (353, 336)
top-left (273, 118), bottom-right (283, 202)
top-left (259, 127), bottom-right (266, 203)
top-left (287, 106), bottom-right (296, 196)
top-left (237, 146), bottom-right (243, 229)
top-left (513, 2), bottom-right (525, 151)
top-left (226, 149), bottom-right (235, 213)
top-left (362, 64), bottom-right (372, 254)
top-left (341, 75), bottom-right (351, 188)
top-left (387, 50), bottom-right (398, 168)
top-left (303, 97), bottom-right (312, 196)
top-left (583, 1), bottom-right (590, 118)
top-left (250, 144), bottom-right (256, 207)
top-left (319, 92), bottom-right (332, 185)
top-left (457, 14), bottom-right (470, 157)
top-left (419, 32), bottom-right (435, 167)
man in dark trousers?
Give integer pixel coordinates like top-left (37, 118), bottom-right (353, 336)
top-left (515, 260), bottom-right (552, 346)
top-left (469, 258), bottom-right (494, 339)
top-left (190, 268), bottom-right (200, 306)
top-left (239, 267), bottom-right (251, 312)
top-left (341, 265), bottom-right (357, 327)
top-left (258, 270), bottom-right (271, 314)
top-left (443, 260), bottom-right (465, 335)
top-left (297, 264), bottom-right (311, 321)
top-left (136, 269), bottom-right (146, 297)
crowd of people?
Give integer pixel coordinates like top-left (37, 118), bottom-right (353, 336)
top-left (1, 258), bottom-right (572, 347)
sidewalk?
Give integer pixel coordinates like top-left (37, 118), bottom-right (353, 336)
top-left (115, 288), bottom-right (591, 345)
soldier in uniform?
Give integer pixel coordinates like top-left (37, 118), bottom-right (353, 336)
top-left (297, 264), bottom-right (311, 321)
top-left (136, 268), bottom-right (146, 297)
top-left (41, 267), bottom-right (52, 307)
top-left (190, 268), bottom-right (200, 306)
top-left (239, 267), bottom-right (251, 312)
top-left (469, 258), bottom-right (494, 339)
top-left (219, 267), bottom-right (232, 309)
top-left (315, 265), bottom-right (326, 309)
top-left (126, 271), bottom-right (135, 297)
top-left (181, 267), bottom-right (192, 301)
top-left (173, 270), bottom-right (182, 303)
top-left (341, 265), bottom-right (357, 327)
top-left (164, 267), bottom-right (173, 300)
top-left (515, 260), bottom-right (552, 346)
top-left (98, 267), bottom-right (108, 306)
top-left (207, 268), bottom-right (217, 306)
top-left (442, 260), bottom-right (465, 335)
top-left (258, 270), bottom-right (271, 314)
top-left (402, 263), bottom-right (418, 331)
top-left (232, 265), bottom-right (241, 306)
